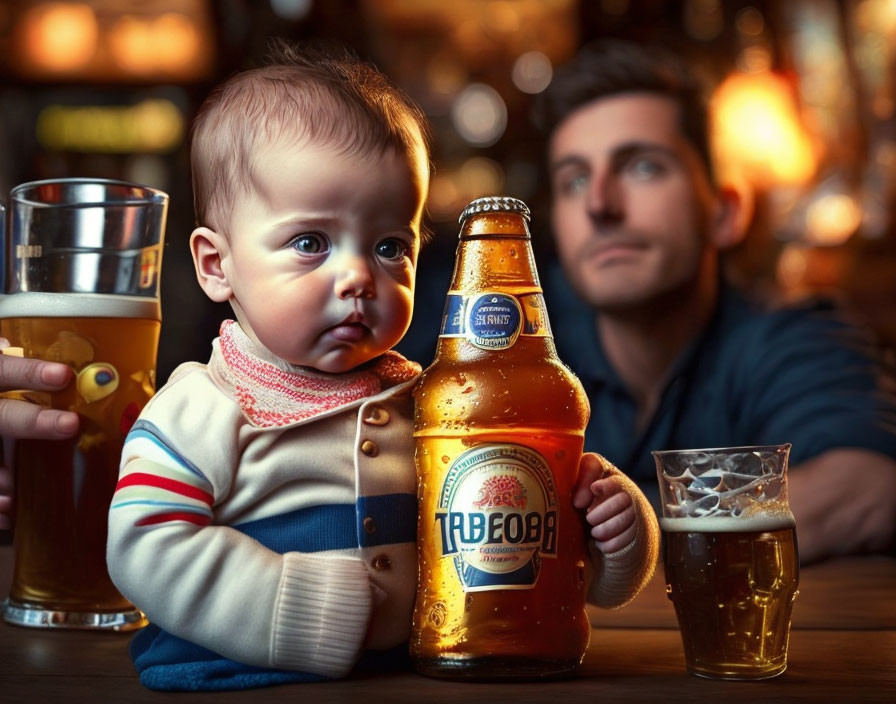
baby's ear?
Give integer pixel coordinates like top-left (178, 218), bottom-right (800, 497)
top-left (190, 227), bottom-right (232, 303)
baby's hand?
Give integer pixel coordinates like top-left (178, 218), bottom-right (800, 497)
top-left (573, 452), bottom-right (637, 554)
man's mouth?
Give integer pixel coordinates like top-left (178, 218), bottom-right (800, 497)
top-left (584, 239), bottom-right (649, 265)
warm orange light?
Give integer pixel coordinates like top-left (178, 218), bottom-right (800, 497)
top-left (109, 13), bottom-right (203, 77)
top-left (108, 15), bottom-right (154, 76)
top-left (776, 244), bottom-right (809, 292)
top-left (712, 72), bottom-right (817, 187)
top-left (153, 13), bottom-right (202, 72)
top-left (805, 193), bottom-right (862, 245)
top-left (22, 2), bottom-right (99, 73)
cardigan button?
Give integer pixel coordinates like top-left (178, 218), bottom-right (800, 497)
top-left (372, 554), bottom-right (391, 571)
top-left (363, 406), bottom-right (390, 425)
top-left (361, 440), bottom-right (378, 457)
top-left (363, 517), bottom-right (376, 534)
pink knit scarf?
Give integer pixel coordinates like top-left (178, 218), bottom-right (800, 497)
top-left (212, 320), bottom-right (421, 428)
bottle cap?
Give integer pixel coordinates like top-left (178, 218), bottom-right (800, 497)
top-left (459, 196), bottom-right (531, 225)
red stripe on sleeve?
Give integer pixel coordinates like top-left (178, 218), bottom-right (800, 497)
top-left (116, 472), bottom-right (214, 506)
top-left (135, 512), bottom-right (212, 527)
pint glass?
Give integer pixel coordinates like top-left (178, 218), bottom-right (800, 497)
top-left (654, 445), bottom-right (799, 679)
top-left (0, 178), bottom-right (167, 630)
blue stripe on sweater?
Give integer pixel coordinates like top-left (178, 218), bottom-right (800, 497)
top-left (357, 493), bottom-right (418, 548)
top-left (233, 493), bottom-right (417, 553)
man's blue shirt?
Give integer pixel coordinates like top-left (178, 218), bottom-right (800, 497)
top-left (544, 262), bottom-right (896, 507)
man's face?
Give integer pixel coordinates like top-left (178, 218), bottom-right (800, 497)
top-left (549, 93), bottom-right (719, 312)
top-left (219, 140), bottom-right (426, 373)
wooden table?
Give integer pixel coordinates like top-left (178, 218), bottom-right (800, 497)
top-left (0, 545), bottom-right (893, 702)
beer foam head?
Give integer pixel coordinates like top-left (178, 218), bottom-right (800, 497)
top-left (0, 292), bottom-right (160, 321)
top-left (660, 513), bottom-right (795, 533)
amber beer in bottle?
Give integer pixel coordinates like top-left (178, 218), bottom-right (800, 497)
top-left (411, 196), bottom-right (591, 679)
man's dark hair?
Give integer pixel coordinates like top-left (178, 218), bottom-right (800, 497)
top-left (533, 39), bottom-right (714, 182)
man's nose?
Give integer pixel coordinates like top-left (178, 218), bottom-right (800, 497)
top-left (334, 256), bottom-right (375, 300)
top-left (586, 172), bottom-right (624, 228)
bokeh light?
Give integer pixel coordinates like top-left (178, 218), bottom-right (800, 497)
top-left (270, 0), bottom-right (314, 21)
top-left (451, 83), bottom-right (508, 147)
top-left (512, 51), bottom-right (553, 94)
top-left (712, 71), bottom-right (817, 187)
top-left (805, 193), bottom-right (862, 245)
top-left (22, 3), bottom-right (99, 73)
top-left (109, 14), bottom-right (202, 77)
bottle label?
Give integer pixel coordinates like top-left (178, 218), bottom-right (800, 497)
top-left (439, 292), bottom-right (551, 348)
top-left (435, 444), bottom-right (558, 592)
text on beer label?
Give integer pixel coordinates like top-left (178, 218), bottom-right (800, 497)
top-left (438, 292), bottom-right (552, 348)
top-left (436, 444), bottom-right (558, 592)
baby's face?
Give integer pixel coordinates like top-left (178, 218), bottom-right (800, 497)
top-left (222, 140), bottom-right (425, 372)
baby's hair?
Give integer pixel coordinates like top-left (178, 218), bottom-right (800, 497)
top-left (190, 39), bottom-right (430, 232)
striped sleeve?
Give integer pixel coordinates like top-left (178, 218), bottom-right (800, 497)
top-left (112, 419), bottom-right (215, 527)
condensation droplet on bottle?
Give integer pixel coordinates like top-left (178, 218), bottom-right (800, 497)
top-left (441, 455), bottom-right (450, 464)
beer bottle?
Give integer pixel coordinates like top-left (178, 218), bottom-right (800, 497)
top-left (411, 196), bottom-right (591, 679)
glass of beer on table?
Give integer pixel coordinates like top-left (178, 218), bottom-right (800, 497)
top-left (0, 178), bottom-right (167, 630)
top-left (653, 444), bottom-right (799, 679)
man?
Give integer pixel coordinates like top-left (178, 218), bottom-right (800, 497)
top-left (534, 39), bottom-right (896, 563)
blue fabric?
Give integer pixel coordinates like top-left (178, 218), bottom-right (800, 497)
top-left (544, 262), bottom-right (896, 508)
top-left (131, 626), bottom-right (411, 692)
top-left (356, 493), bottom-right (418, 548)
top-left (235, 503), bottom-right (359, 553)
top-left (131, 624), bottom-right (327, 691)
top-left (130, 494), bottom-right (417, 691)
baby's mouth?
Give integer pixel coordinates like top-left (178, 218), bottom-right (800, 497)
top-left (326, 312), bottom-right (369, 342)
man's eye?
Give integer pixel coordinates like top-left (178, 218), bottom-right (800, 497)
top-left (558, 173), bottom-right (588, 195)
top-left (376, 238), bottom-right (409, 260)
top-left (292, 233), bottom-right (327, 254)
top-left (628, 158), bottom-right (666, 180)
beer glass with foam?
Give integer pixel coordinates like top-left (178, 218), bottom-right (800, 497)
top-left (654, 445), bottom-right (799, 679)
top-left (0, 178), bottom-right (167, 630)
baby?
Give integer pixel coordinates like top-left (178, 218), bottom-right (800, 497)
top-left (104, 42), bottom-right (659, 691)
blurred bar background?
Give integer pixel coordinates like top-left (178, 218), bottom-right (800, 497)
top-left (1, 0), bottom-right (895, 379)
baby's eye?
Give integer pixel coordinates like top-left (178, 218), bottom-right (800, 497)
top-left (291, 233), bottom-right (328, 255)
top-left (376, 237), bottom-right (409, 260)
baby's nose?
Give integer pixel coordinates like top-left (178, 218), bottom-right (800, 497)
top-left (335, 258), bottom-right (375, 299)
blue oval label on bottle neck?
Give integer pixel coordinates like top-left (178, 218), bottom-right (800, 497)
top-left (465, 293), bottom-right (522, 350)
top-left (439, 292), bottom-right (552, 346)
